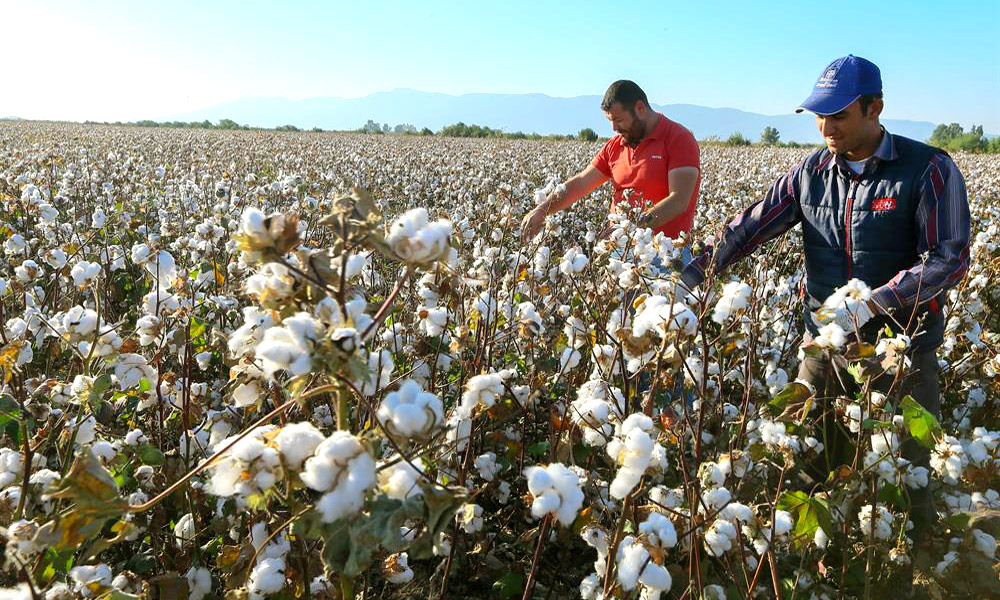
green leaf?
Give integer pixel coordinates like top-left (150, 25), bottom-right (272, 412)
top-left (138, 378), bottom-right (151, 393)
top-left (318, 486), bottom-right (464, 578)
top-left (943, 513), bottom-right (970, 531)
top-left (901, 395), bottom-right (941, 448)
top-left (493, 571), bottom-right (525, 599)
top-left (0, 394), bottom-right (20, 428)
top-left (92, 373), bottom-right (112, 394)
top-left (862, 419), bottom-right (892, 430)
top-left (137, 443), bottom-right (166, 466)
top-left (767, 381), bottom-right (813, 417)
top-left (777, 490), bottom-right (810, 513)
top-left (877, 484), bottom-right (908, 510)
top-left (778, 491), bottom-right (832, 548)
top-left (189, 317), bottom-right (206, 340)
top-left (526, 441), bottom-right (550, 457)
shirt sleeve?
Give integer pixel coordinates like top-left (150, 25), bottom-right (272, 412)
top-left (681, 159), bottom-right (804, 288)
top-left (591, 139), bottom-right (613, 177)
top-left (870, 153), bottom-right (971, 312)
top-left (666, 126), bottom-right (700, 171)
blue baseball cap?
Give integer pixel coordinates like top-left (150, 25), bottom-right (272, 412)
top-left (796, 55), bottom-right (882, 115)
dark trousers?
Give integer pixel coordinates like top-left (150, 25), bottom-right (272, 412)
top-left (797, 349), bottom-right (940, 539)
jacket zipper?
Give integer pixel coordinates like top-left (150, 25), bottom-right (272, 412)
top-left (845, 173), bottom-right (861, 280)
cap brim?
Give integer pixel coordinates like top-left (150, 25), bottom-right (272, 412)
top-left (795, 91), bottom-right (860, 115)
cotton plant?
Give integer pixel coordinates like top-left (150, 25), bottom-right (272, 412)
top-left (0, 124), bottom-right (995, 600)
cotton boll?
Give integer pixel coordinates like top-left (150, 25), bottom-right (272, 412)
top-left (579, 573), bottom-right (602, 600)
top-left (273, 422), bottom-right (325, 470)
top-left (712, 281), bottom-right (752, 323)
top-left (458, 503), bottom-right (484, 533)
top-left (813, 322), bottom-right (847, 349)
top-left (300, 431), bottom-right (375, 523)
top-left (704, 519), bottom-right (738, 556)
top-left (195, 351), bottom-right (213, 370)
top-left (457, 370), bottom-right (511, 418)
top-left (378, 458), bottom-right (425, 500)
top-left (376, 379), bottom-right (444, 438)
top-left (639, 512), bottom-right (677, 548)
top-left (70, 261), bottom-right (102, 288)
top-left (971, 529), bottom-right (996, 559)
top-left (385, 208), bottom-right (452, 265)
top-left (522, 463), bottom-right (585, 526)
top-left (186, 567), bottom-right (212, 600)
top-left (608, 414), bottom-right (656, 499)
top-left (255, 313), bottom-right (323, 379)
top-left (773, 510), bottom-right (793, 537)
top-left (857, 504), bottom-right (894, 541)
top-left (560, 347), bottom-right (582, 371)
top-left (232, 381), bottom-right (261, 408)
top-left (383, 552), bottom-right (414, 584)
top-left (474, 452), bottom-right (499, 482)
top-left (617, 537), bottom-right (672, 593)
top-left (248, 557), bottom-right (286, 600)
top-left (174, 513), bottom-right (196, 548)
top-left (69, 564), bottom-right (113, 596)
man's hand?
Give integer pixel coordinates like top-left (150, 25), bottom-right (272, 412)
top-left (520, 206), bottom-right (548, 241)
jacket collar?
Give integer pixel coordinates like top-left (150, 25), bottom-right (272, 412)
top-left (826, 126), bottom-right (896, 172)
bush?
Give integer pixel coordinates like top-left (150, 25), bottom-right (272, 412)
top-left (578, 128), bottom-right (598, 142)
top-left (726, 132), bottom-right (752, 146)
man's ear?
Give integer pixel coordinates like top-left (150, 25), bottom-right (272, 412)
top-left (633, 101), bottom-right (648, 118)
top-left (867, 98), bottom-right (884, 120)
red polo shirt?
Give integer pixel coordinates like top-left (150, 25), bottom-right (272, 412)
top-left (591, 113), bottom-right (701, 239)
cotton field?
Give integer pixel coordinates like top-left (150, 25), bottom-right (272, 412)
top-left (0, 121), bottom-right (996, 600)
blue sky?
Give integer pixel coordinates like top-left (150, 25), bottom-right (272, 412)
top-left (3, 0), bottom-right (998, 130)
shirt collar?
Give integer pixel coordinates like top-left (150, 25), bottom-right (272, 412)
top-left (826, 126), bottom-right (896, 172)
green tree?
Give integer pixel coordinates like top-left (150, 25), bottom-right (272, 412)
top-left (760, 126), bottom-right (781, 145)
top-left (928, 123), bottom-right (990, 153)
top-left (726, 132), bottom-right (751, 147)
top-left (578, 128), bottom-right (598, 142)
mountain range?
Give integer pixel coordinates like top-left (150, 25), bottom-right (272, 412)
top-left (163, 89), bottom-right (950, 143)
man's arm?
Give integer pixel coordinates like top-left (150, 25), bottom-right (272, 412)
top-left (868, 153), bottom-right (971, 313)
top-left (520, 165), bottom-right (609, 240)
top-left (638, 166), bottom-right (699, 230)
top-left (680, 160), bottom-right (805, 288)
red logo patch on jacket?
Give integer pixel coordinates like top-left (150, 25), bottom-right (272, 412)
top-left (872, 198), bottom-right (896, 211)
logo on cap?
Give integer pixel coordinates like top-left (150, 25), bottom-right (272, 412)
top-left (817, 67), bottom-right (839, 88)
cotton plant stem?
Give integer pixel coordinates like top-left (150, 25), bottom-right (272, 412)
top-left (521, 513), bottom-right (553, 600)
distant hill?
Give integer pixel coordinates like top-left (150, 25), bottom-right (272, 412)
top-left (163, 89), bottom-right (949, 144)
top-left (1, 116), bottom-right (24, 121)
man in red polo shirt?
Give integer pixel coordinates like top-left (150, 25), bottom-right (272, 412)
top-left (520, 80), bottom-right (700, 241)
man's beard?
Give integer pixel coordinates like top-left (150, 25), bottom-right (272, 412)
top-left (622, 121), bottom-right (646, 145)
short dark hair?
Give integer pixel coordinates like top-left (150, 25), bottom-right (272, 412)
top-left (858, 92), bottom-right (883, 116)
top-left (601, 80), bottom-right (649, 113)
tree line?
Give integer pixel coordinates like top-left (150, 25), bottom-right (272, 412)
top-left (89, 118), bottom-right (999, 153)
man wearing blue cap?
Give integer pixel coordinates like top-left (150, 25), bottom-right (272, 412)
top-left (678, 55), bottom-right (970, 557)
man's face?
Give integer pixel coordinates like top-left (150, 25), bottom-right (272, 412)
top-left (605, 102), bottom-right (646, 146)
top-left (815, 98), bottom-right (881, 155)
